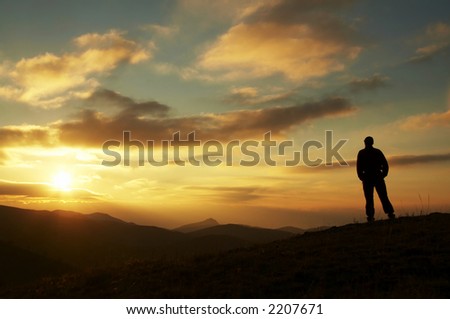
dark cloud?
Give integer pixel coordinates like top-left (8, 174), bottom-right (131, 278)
top-left (0, 181), bottom-right (53, 198)
top-left (244, 0), bottom-right (360, 43)
top-left (85, 88), bottom-right (171, 118)
top-left (57, 96), bottom-right (355, 146)
top-left (296, 152), bottom-right (450, 173)
top-left (187, 185), bottom-right (263, 202)
top-left (348, 74), bottom-right (389, 93)
top-left (229, 97), bottom-right (355, 133)
top-left (0, 180), bottom-right (103, 201)
top-left (0, 126), bottom-right (55, 147)
top-left (0, 90), bottom-right (355, 148)
top-left (389, 153), bottom-right (450, 166)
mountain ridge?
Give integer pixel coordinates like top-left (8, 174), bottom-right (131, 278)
top-left (0, 205), bottom-right (297, 288)
top-left (173, 218), bottom-right (220, 233)
top-left (188, 224), bottom-right (293, 243)
top-left (2, 212), bottom-right (449, 298)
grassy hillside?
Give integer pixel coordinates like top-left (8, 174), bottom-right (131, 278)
top-left (2, 213), bottom-right (449, 298)
top-left (0, 241), bottom-right (72, 286)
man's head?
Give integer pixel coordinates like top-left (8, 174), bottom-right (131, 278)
top-left (364, 136), bottom-right (374, 147)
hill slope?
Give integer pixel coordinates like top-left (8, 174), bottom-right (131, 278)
top-left (0, 205), bottom-right (189, 268)
top-left (4, 213), bottom-right (450, 298)
top-left (0, 241), bottom-right (72, 287)
top-left (173, 218), bottom-right (220, 233)
top-left (0, 205), bottom-right (294, 287)
top-left (189, 224), bottom-right (293, 243)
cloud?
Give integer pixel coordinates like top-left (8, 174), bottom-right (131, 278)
top-left (359, 153), bottom-right (450, 167)
top-left (84, 88), bottom-right (171, 118)
top-left (0, 180), bottom-right (103, 202)
top-left (0, 62), bottom-right (8, 76)
top-left (296, 152), bottom-right (450, 173)
top-left (141, 24), bottom-right (179, 38)
top-left (409, 22), bottom-right (450, 63)
top-left (0, 30), bottom-right (151, 108)
top-left (187, 185), bottom-right (263, 202)
top-left (115, 178), bottom-right (157, 190)
top-left (223, 86), bottom-right (295, 106)
top-left (0, 150), bottom-right (8, 165)
top-left (0, 87), bottom-right (354, 148)
top-left (389, 153), bottom-right (450, 166)
top-left (57, 95), bottom-right (355, 146)
top-left (196, 0), bottom-right (363, 82)
top-left (0, 125), bottom-right (57, 147)
top-left (348, 74), bottom-right (389, 93)
top-left (399, 109), bottom-right (450, 131)
top-left (113, 179), bottom-right (160, 197)
top-left (175, 0), bottom-right (270, 23)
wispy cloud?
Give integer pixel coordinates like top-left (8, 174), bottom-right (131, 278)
top-left (141, 24), bottom-right (179, 38)
top-left (187, 185), bottom-right (264, 202)
top-left (297, 152), bottom-right (450, 172)
top-left (389, 153), bottom-right (450, 166)
top-left (0, 180), bottom-right (104, 203)
top-left (175, 0), bottom-right (270, 24)
top-left (223, 86), bottom-right (295, 106)
top-left (348, 74), bottom-right (389, 93)
top-left (399, 109), bottom-right (450, 130)
top-left (0, 30), bottom-right (151, 108)
top-left (409, 22), bottom-right (450, 63)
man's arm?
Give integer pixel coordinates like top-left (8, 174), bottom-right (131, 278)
top-left (356, 150), bottom-right (364, 181)
top-left (379, 150), bottom-right (389, 177)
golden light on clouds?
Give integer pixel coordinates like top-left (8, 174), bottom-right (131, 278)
top-left (0, 30), bottom-right (151, 108)
top-left (199, 22), bottom-right (362, 81)
top-left (399, 109), bottom-right (450, 131)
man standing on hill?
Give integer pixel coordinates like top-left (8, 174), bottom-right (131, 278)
top-left (357, 136), bottom-right (395, 222)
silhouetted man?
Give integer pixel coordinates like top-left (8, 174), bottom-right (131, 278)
top-left (357, 136), bottom-right (395, 222)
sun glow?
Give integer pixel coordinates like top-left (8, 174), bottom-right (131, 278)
top-left (52, 171), bottom-right (73, 191)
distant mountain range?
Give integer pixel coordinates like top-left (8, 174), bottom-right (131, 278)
top-left (189, 224), bottom-right (293, 243)
top-left (0, 205), bottom-right (303, 288)
top-left (3, 212), bottom-right (450, 298)
top-left (173, 218), bottom-right (220, 233)
top-left (277, 226), bottom-right (306, 234)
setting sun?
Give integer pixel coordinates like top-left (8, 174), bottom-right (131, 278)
top-left (52, 171), bottom-right (73, 191)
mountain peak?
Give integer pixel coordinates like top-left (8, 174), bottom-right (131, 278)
top-left (174, 218), bottom-right (219, 233)
top-left (87, 212), bottom-right (126, 223)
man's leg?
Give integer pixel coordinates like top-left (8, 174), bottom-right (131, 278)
top-left (375, 179), bottom-right (395, 218)
top-left (363, 180), bottom-right (375, 222)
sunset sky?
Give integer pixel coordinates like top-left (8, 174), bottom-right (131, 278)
top-left (0, 0), bottom-right (449, 228)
